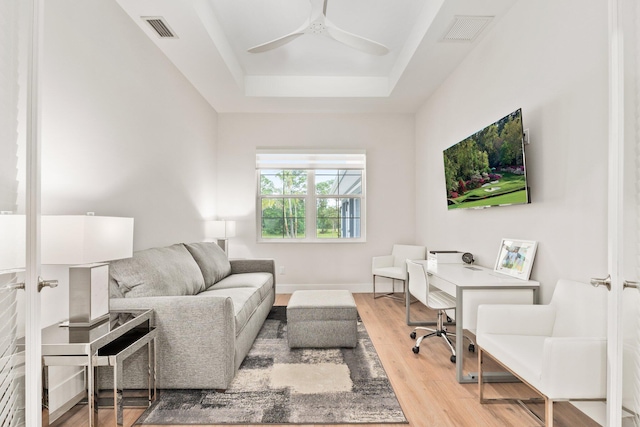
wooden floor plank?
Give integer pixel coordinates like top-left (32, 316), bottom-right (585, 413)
top-left (50, 293), bottom-right (601, 427)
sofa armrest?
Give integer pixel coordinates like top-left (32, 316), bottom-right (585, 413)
top-left (230, 259), bottom-right (276, 288)
top-left (372, 255), bottom-right (394, 270)
top-left (540, 337), bottom-right (607, 399)
top-left (110, 295), bottom-right (236, 389)
top-left (476, 304), bottom-right (557, 338)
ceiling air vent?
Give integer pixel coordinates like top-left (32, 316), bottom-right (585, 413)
top-left (143, 16), bottom-right (178, 39)
top-left (441, 15), bottom-right (494, 43)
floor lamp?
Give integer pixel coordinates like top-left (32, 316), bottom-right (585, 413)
top-left (42, 215), bottom-right (134, 326)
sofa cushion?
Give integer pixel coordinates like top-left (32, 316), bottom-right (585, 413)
top-left (213, 272), bottom-right (273, 301)
top-left (110, 244), bottom-right (206, 298)
top-left (199, 285), bottom-right (266, 337)
top-left (183, 242), bottom-right (231, 288)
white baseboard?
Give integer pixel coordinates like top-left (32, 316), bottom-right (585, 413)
top-left (276, 283), bottom-right (372, 294)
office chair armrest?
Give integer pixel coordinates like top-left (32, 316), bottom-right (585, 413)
top-left (372, 255), bottom-right (394, 269)
top-left (476, 304), bottom-right (556, 337)
top-left (540, 337), bottom-right (607, 399)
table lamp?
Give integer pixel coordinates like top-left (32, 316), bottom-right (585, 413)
top-left (206, 220), bottom-right (236, 255)
top-left (42, 215), bottom-right (134, 326)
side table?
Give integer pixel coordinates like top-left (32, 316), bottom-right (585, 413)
top-left (41, 309), bottom-right (156, 427)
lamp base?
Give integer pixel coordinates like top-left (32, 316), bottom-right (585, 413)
top-left (66, 312), bottom-right (109, 328)
top-left (216, 239), bottom-right (229, 255)
top-left (68, 263), bottom-right (110, 326)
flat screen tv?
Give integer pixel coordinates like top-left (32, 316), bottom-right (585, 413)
top-left (443, 108), bottom-right (529, 210)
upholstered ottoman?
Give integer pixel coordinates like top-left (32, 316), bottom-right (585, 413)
top-left (287, 290), bottom-right (358, 348)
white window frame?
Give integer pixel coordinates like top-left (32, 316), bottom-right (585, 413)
top-left (256, 149), bottom-right (366, 243)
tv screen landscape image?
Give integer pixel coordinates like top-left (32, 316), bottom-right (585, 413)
top-left (443, 108), bottom-right (529, 210)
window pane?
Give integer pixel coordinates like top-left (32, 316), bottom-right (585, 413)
top-left (317, 197), bottom-right (361, 239)
top-left (260, 170), bottom-right (284, 195)
top-left (316, 198), bottom-right (339, 238)
top-left (283, 170), bottom-right (307, 195)
top-left (261, 198), bottom-right (305, 239)
top-left (338, 170), bottom-right (362, 195)
top-left (315, 170), bottom-right (338, 195)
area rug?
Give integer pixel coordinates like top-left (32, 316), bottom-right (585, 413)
top-left (135, 306), bottom-right (408, 425)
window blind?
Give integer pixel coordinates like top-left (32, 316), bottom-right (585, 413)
top-left (256, 150), bottom-right (366, 170)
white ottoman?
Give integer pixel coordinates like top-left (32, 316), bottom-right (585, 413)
top-left (287, 290), bottom-right (358, 348)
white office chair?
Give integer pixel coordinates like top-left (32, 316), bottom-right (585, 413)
top-left (372, 244), bottom-right (426, 302)
top-left (406, 260), bottom-right (474, 363)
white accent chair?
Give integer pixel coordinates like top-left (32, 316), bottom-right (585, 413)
top-left (406, 260), bottom-right (475, 363)
top-left (372, 244), bottom-right (426, 302)
top-left (476, 279), bottom-right (608, 427)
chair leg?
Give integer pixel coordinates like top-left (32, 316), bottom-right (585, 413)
top-left (478, 347), bottom-right (484, 402)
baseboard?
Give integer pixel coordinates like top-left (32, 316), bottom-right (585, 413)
top-left (276, 283), bottom-right (372, 294)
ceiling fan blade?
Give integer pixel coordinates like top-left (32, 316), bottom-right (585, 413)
top-left (247, 31), bottom-right (305, 53)
top-left (326, 26), bottom-right (389, 56)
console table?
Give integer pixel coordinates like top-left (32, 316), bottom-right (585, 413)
top-left (41, 309), bottom-right (156, 427)
top-left (413, 261), bottom-right (539, 384)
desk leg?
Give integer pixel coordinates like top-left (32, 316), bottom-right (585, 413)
top-left (88, 356), bottom-right (98, 427)
top-left (456, 286), bottom-right (464, 382)
top-left (42, 366), bottom-right (50, 426)
top-left (114, 356), bottom-right (124, 426)
top-left (148, 337), bottom-right (157, 405)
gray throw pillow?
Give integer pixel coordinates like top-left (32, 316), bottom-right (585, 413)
top-left (110, 244), bottom-right (206, 298)
top-left (183, 242), bottom-right (231, 288)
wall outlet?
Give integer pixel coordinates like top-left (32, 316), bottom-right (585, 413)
top-left (279, 266), bottom-right (285, 275)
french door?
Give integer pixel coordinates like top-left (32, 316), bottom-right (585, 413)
top-left (0, 0), bottom-right (43, 426)
top-left (608, 0), bottom-right (640, 426)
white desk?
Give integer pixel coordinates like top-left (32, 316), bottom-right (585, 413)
top-left (414, 261), bottom-right (539, 383)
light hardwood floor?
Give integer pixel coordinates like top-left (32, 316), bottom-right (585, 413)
top-left (51, 293), bottom-right (600, 427)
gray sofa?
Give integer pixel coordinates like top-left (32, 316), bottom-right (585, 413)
top-left (105, 242), bottom-right (275, 390)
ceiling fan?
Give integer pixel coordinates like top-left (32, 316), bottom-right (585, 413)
top-left (247, 0), bottom-right (389, 56)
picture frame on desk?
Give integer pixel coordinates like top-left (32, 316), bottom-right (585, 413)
top-left (494, 238), bottom-right (538, 280)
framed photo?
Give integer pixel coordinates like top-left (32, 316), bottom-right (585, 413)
top-left (494, 238), bottom-right (538, 280)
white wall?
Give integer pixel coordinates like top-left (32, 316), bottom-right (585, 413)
top-left (39, 1), bottom-right (219, 417)
top-left (415, 0), bottom-right (609, 303)
top-left (41, 0), bottom-right (218, 254)
top-left (217, 113), bottom-right (415, 291)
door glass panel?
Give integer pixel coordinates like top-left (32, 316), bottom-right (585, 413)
top-left (0, 0), bottom-right (29, 425)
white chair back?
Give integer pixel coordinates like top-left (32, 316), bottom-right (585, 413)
top-left (407, 260), bottom-right (429, 307)
top-left (550, 279), bottom-right (608, 338)
top-left (391, 245), bottom-right (426, 268)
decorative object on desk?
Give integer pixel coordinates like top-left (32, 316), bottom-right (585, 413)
top-left (428, 250), bottom-right (463, 264)
top-left (135, 306), bottom-right (407, 425)
top-left (206, 219), bottom-right (236, 255)
top-left (493, 238), bottom-right (537, 280)
top-left (42, 214), bottom-right (134, 326)
top-left (462, 252), bottom-right (474, 264)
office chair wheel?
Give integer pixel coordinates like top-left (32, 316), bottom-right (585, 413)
top-left (410, 331), bottom-right (417, 339)
top-left (450, 355), bottom-right (456, 363)
top-left (468, 343), bottom-right (475, 353)
top-left (412, 346), bottom-right (420, 354)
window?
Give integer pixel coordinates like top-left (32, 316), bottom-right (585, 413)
top-left (256, 150), bottom-right (366, 242)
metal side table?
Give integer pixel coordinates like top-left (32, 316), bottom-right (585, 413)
top-left (42, 309), bottom-right (156, 427)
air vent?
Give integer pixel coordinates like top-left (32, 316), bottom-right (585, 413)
top-left (441, 15), bottom-right (494, 42)
top-left (143, 16), bottom-right (177, 39)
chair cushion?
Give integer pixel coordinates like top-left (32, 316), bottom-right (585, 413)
top-left (373, 266), bottom-right (405, 281)
top-left (478, 334), bottom-right (545, 388)
top-left (183, 242), bottom-right (231, 288)
top-left (110, 244), bottom-right (206, 298)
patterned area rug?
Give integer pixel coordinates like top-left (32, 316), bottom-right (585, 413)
top-left (135, 306), bottom-right (408, 425)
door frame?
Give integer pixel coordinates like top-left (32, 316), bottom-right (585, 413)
top-left (24, 0), bottom-right (43, 425)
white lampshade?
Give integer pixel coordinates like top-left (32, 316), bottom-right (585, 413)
top-left (42, 215), bottom-right (134, 265)
top-left (0, 214), bottom-right (26, 271)
top-left (206, 220), bottom-right (236, 239)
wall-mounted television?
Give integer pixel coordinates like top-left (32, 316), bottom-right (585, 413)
top-left (443, 108), bottom-right (529, 210)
